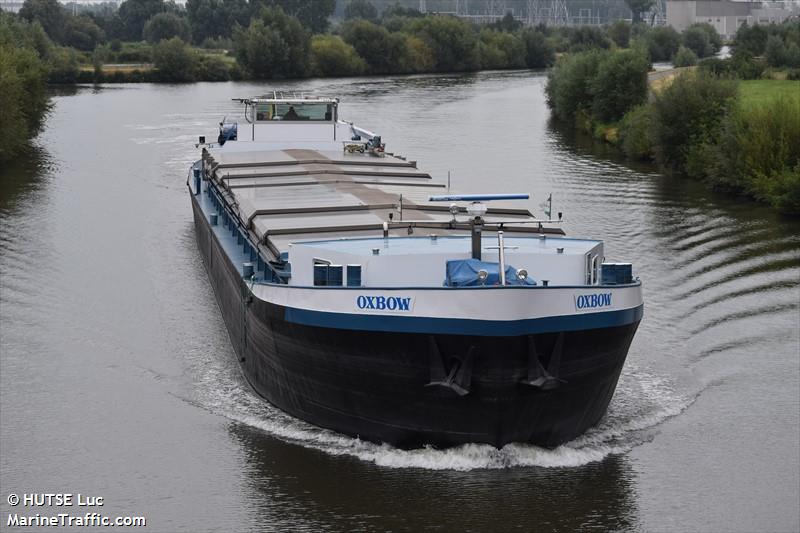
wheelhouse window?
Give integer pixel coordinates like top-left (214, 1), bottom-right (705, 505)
top-left (313, 259), bottom-right (343, 286)
top-left (255, 103), bottom-right (334, 122)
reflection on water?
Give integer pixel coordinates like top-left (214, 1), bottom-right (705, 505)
top-left (0, 147), bottom-right (54, 211)
top-left (229, 422), bottom-right (639, 532)
top-left (1, 71), bottom-right (798, 532)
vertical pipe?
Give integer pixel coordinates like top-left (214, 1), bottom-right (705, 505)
top-left (471, 220), bottom-right (482, 260)
top-left (498, 231), bottom-right (506, 286)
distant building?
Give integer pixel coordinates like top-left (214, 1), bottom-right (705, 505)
top-left (0, 0), bottom-right (25, 13)
top-left (667, 1), bottom-right (800, 39)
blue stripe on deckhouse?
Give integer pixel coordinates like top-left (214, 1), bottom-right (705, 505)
top-left (284, 305), bottom-right (644, 337)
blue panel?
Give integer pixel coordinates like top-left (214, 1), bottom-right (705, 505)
top-left (328, 265), bottom-right (343, 286)
top-left (284, 305), bottom-right (643, 337)
top-left (601, 263), bottom-right (632, 285)
top-left (314, 265), bottom-right (328, 286)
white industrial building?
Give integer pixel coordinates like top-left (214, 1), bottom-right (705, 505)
top-left (667, 0), bottom-right (800, 39)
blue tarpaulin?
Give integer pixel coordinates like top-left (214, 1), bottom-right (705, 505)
top-left (444, 259), bottom-right (537, 287)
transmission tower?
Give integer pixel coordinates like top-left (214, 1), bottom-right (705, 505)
top-left (527, 0), bottom-right (569, 26)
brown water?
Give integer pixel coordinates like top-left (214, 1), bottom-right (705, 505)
top-left (1, 72), bottom-right (798, 532)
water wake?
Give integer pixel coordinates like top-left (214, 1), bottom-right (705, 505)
top-left (190, 357), bottom-right (695, 471)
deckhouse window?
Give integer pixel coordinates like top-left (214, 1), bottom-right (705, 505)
top-left (313, 259), bottom-right (343, 286)
top-left (255, 103), bottom-right (334, 122)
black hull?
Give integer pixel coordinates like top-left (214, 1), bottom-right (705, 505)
top-left (192, 198), bottom-right (640, 449)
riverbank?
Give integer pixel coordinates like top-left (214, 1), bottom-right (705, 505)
top-left (547, 47), bottom-right (800, 215)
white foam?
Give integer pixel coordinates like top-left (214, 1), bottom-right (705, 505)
top-left (187, 355), bottom-right (698, 471)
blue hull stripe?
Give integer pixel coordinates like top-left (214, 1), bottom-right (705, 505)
top-left (284, 305), bottom-right (644, 337)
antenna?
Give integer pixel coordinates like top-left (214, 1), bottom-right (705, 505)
top-left (447, 171), bottom-right (451, 193)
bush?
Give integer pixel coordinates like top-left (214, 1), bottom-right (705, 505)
top-left (699, 95), bottom-right (800, 213)
top-left (153, 37), bottom-right (197, 82)
top-left (649, 71), bottom-right (738, 175)
top-left (591, 49), bottom-right (650, 122)
top-left (618, 104), bottom-right (655, 160)
top-left (47, 46), bottom-right (80, 83)
top-left (699, 56), bottom-right (732, 76)
top-left (233, 6), bottom-right (310, 79)
top-left (545, 49), bottom-right (607, 121)
top-left (309, 34), bottom-right (366, 76)
top-left (195, 54), bottom-right (231, 81)
top-left (522, 28), bottom-right (555, 68)
top-left (673, 45), bottom-right (698, 67)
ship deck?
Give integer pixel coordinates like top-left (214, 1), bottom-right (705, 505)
top-left (202, 145), bottom-right (564, 258)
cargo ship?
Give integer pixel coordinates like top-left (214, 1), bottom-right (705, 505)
top-left (188, 95), bottom-right (643, 449)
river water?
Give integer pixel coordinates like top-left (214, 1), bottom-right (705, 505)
top-left (1, 71), bottom-right (798, 532)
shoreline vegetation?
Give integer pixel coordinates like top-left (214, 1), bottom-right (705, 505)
top-left (545, 20), bottom-right (800, 215)
top-left (1, 0), bottom-right (798, 213)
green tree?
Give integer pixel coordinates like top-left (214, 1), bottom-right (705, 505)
top-left (406, 15), bottom-right (479, 72)
top-left (118, 0), bottom-right (168, 41)
top-left (143, 12), bottom-right (191, 43)
top-left (382, 3), bottom-right (422, 19)
top-left (310, 34), bottom-right (366, 76)
top-left (643, 25), bottom-right (681, 62)
top-left (233, 6), bottom-right (310, 79)
top-left (340, 19), bottom-right (404, 74)
top-left (545, 49), bottom-right (607, 121)
top-left (153, 37), bottom-right (197, 81)
top-left (488, 12), bottom-right (522, 33)
top-left (765, 34), bottom-right (787, 67)
top-left (625, 0), bottom-right (654, 24)
top-left (733, 22), bottom-right (768, 56)
top-left (344, 0), bottom-right (377, 22)
top-left (400, 34), bottom-right (434, 72)
top-left (186, 0), bottom-right (249, 43)
top-left (591, 49), bottom-right (650, 122)
top-left (521, 28), bottom-right (555, 68)
top-left (682, 24), bottom-right (716, 58)
top-left (608, 20), bottom-right (631, 48)
top-left (568, 25), bottom-right (611, 52)
top-left (63, 15), bottom-right (105, 51)
top-left (249, 0), bottom-right (335, 34)
top-left (19, 0), bottom-right (66, 43)
top-left (0, 13), bottom-right (51, 162)
top-left (477, 29), bottom-right (526, 70)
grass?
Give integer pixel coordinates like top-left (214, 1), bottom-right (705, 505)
top-left (738, 80), bottom-right (800, 109)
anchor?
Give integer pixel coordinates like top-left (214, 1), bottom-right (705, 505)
top-left (426, 337), bottom-right (475, 396)
top-left (521, 332), bottom-right (566, 390)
